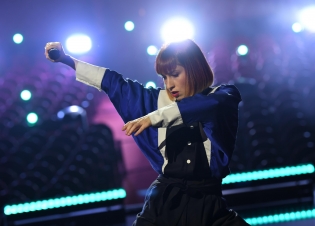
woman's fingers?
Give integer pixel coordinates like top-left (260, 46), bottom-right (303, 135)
top-left (124, 120), bottom-right (141, 136)
top-left (122, 116), bottom-right (152, 136)
top-left (44, 43), bottom-right (55, 62)
top-left (134, 125), bottom-right (145, 136)
top-left (44, 42), bottom-right (64, 62)
top-left (45, 42), bottom-right (58, 62)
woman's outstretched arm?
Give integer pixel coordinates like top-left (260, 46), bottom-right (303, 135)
top-left (44, 41), bottom-right (160, 127)
top-left (44, 42), bottom-right (78, 70)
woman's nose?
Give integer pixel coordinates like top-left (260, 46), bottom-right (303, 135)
top-left (166, 77), bottom-right (174, 90)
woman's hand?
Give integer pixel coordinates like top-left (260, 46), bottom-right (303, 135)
top-left (122, 115), bottom-right (152, 136)
top-left (44, 42), bottom-right (67, 62)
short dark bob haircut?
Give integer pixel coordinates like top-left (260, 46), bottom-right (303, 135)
top-left (155, 39), bottom-right (214, 99)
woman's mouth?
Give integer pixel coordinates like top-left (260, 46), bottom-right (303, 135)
top-left (171, 91), bottom-right (179, 98)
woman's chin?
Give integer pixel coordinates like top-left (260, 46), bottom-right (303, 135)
top-left (175, 96), bottom-right (185, 101)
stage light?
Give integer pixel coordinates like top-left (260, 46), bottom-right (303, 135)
top-left (236, 45), bottom-right (249, 56)
top-left (222, 164), bottom-right (314, 184)
top-left (145, 81), bottom-right (157, 89)
top-left (81, 100), bottom-right (89, 108)
top-left (161, 17), bottom-right (194, 42)
top-left (4, 188), bottom-right (126, 215)
top-left (26, 112), bottom-right (38, 124)
top-left (304, 131), bottom-right (311, 138)
top-left (292, 22), bottom-right (303, 33)
top-left (57, 111), bottom-right (65, 119)
top-left (57, 105), bottom-right (85, 119)
top-left (13, 33), bottom-right (23, 44)
top-left (86, 93), bottom-right (94, 100)
top-left (20, 90), bottom-right (31, 101)
top-left (147, 45), bottom-right (158, 55)
top-left (65, 34), bottom-right (92, 54)
top-left (57, 105), bottom-right (88, 130)
top-left (298, 6), bottom-right (315, 33)
top-left (125, 21), bottom-right (135, 31)
top-left (245, 209), bottom-right (315, 225)
top-left (69, 105), bottom-right (81, 113)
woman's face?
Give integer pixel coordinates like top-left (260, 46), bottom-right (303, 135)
top-left (162, 65), bottom-right (188, 101)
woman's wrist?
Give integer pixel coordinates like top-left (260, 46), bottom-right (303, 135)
top-left (61, 55), bottom-right (77, 70)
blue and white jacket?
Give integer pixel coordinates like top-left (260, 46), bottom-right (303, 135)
top-left (76, 61), bottom-right (241, 179)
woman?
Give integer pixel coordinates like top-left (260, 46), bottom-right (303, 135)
top-left (45, 39), bottom-right (249, 225)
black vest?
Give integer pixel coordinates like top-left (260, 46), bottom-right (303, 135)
top-left (164, 122), bottom-right (212, 180)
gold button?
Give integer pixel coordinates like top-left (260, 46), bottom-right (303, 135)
top-left (187, 159), bottom-right (191, 164)
top-left (187, 142), bottom-right (191, 145)
top-left (190, 125), bottom-right (194, 129)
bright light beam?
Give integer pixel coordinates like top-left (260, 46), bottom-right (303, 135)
top-left (292, 22), bottom-right (303, 33)
top-left (298, 6), bottom-right (315, 33)
top-left (161, 17), bottom-right (194, 43)
top-left (66, 34), bottom-right (92, 54)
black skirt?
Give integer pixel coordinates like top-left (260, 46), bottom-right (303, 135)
top-left (133, 175), bottom-right (250, 226)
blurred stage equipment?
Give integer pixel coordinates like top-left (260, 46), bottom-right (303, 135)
top-left (57, 105), bottom-right (88, 132)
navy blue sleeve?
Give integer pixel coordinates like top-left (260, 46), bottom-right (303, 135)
top-left (101, 69), bottom-right (160, 122)
top-left (177, 85), bottom-right (241, 178)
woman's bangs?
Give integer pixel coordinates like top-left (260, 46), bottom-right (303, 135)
top-left (156, 55), bottom-right (178, 76)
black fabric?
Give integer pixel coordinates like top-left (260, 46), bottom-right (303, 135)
top-left (133, 120), bottom-right (250, 225)
top-left (133, 175), bottom-right (250, 226)
top-left (164, 123), bottom-right (212, 180)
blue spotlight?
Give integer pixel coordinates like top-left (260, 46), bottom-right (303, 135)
top-left (125, 21), bottom-right (135, 31)
top-left (236, 45), bottom-right (249, 56)
top-left (81, 101), bottom-right (89, 108)
top-left (145, 81), bottom-right (157, 89)
top-left (20, 90), bottom-right (32, 101)
top-left (65, 34), bottom-right (92, 54)
top-left (161, 17), bottom-right (194, 42)
top-left (13, 33), bottom-right (23, 44)
top-left (292, 22), bottom-right (303, 33)
top-left (147, 45), bottom-right (158, 55)
top-left (57, 111), bottom-right (65, 119)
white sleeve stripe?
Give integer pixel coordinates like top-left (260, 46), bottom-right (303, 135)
top-left (158, 128), bottom-right (168, 173)
top-left (203, 139), bottom-right (211, 166)
top-left (156, 90), bottom-right (175, 173)
top-left (148, 102), bottom-right (183, 128)
top-left (75, 61), bottom-right (106, 91)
